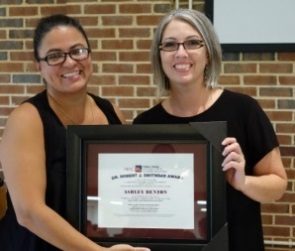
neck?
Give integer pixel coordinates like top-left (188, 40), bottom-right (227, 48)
top-left (47, 91), bottom-right (94, 125)
top-left (165, 87), bottom-right (216, 117)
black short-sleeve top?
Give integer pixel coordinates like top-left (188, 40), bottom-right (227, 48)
top-left (133, 89), bottom-right (279, 251)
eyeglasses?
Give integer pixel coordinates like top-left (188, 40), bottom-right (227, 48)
top-left (38, 47), bottom-right (91, 66)
top-left (159, 39), bottom-right (204, 52)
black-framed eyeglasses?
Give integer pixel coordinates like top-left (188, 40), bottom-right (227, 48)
top-left (38, 47), bottom-right (91, 66)
top-left (159, 39), bottom-right (204, 52)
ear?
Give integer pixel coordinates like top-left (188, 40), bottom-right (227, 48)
top-left (34, 60), bottom-right (41, 71)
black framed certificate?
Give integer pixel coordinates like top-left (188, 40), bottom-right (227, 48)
top-left (66, 122), bottom-right (228, 251)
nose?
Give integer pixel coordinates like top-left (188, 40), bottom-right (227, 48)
top-left (175, 43), bottom-right (188, 57)
top-left (63, 53), bottom-right (77, 66)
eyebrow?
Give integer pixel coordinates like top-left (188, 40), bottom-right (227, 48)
top-left (45, 43), bottom-right (86, 54)
top-left (161, 35), bottom-right (202, 41)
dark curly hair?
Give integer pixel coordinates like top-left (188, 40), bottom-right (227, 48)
top-left (33, 14), bottom-right (91, 61)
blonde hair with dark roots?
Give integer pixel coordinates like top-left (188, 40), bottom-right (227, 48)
top-left (151, 9), bottom-right (222, 94)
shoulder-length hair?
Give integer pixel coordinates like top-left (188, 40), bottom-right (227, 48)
top-left (151, 9), bottom-right (222, 94)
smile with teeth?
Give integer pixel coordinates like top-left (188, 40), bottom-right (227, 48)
top-left (174, 64), bottom-right (191, 71)
top-left (61, 70), bottom-right (81, 78)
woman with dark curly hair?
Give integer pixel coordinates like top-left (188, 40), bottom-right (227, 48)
top-left (0, 14), bottom-right (149, 251)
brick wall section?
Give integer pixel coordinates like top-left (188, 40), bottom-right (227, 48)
top-left (0, 0), bottom-right (294, 249)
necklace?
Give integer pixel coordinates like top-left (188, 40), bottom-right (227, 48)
top-left (167, 88), bottom-right (214, 117)
top-left (48, 93), bottom-right (95, 125)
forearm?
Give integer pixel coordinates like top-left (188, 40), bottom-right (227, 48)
top-left (241, 174), bottom-right (287, 203)
top-left (18, 204), bottom-right (105, 251)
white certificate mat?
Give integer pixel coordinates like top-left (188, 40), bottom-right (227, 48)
top-left (97, 153), bottom-right (194, 229)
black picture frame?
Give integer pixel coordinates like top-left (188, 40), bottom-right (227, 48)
top-left (205, 0), bottom-right (295, 52)
top-left (66, 122), bottom-right (228, 251)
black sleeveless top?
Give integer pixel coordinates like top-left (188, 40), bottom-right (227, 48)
top-left (0, 90), bottom-right (121, 251)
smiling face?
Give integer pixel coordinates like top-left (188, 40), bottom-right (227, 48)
top-left (36, 25), bottom-right (93, 95)
top-left (160, 19), bottom-right (208, 91)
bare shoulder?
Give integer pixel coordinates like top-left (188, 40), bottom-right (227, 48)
top-left (5, 102), bottom-right (41, 125)
top-left (1, 102), bottom-right (43, 147)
